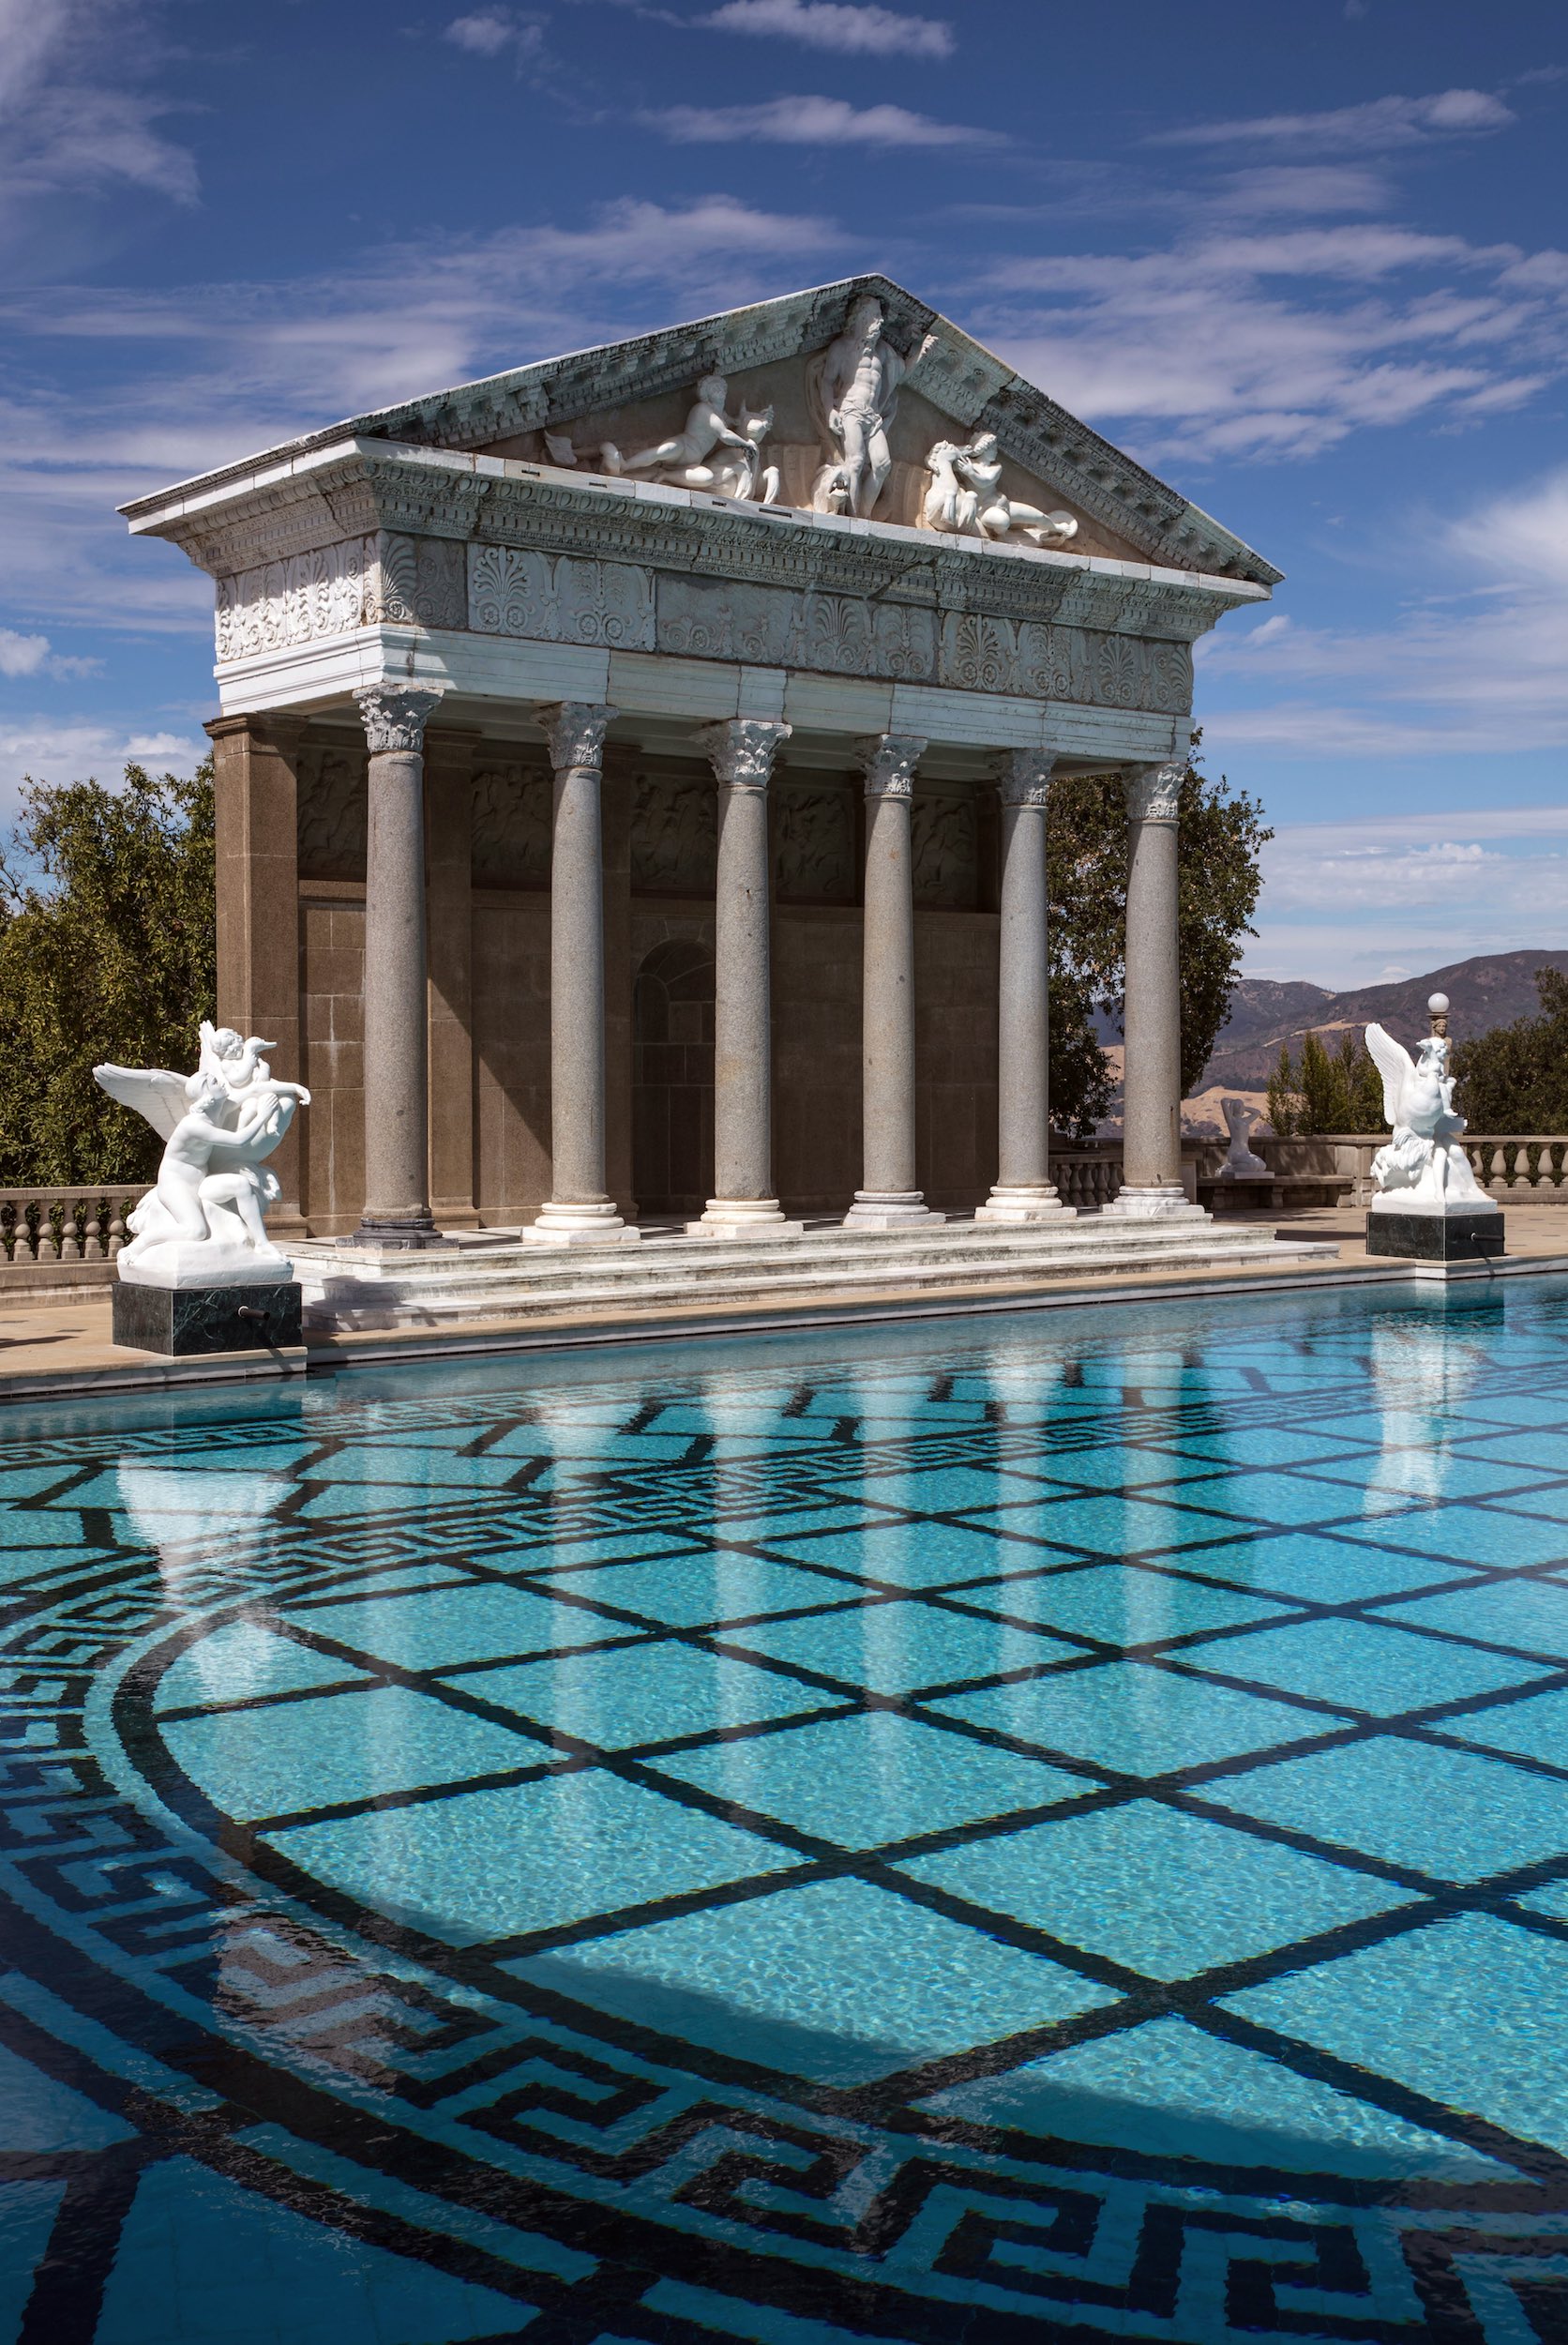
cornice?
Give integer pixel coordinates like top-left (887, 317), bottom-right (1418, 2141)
top-left (155, 446), bottom-right (1253, 645)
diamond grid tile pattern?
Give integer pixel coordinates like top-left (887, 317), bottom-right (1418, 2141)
top-left (5, 1279), bottom-right (1568, 2343)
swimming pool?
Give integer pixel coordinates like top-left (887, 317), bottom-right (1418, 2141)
top-left (3, 1279), bottom-right (1566, 2343)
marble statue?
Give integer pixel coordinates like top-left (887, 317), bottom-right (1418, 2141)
top-left (94, 1023), bottom-right (309, 1285)
top-left (552, 378), bottom-right (781, 502)
top-left (920, 431), bottom-right (1079, 547)
top-left (1218, 1097), bottom-right (1269, 1177)
top-left (1364, 997), bottom-right (1493, 1213)
top-left (809, 295), bottom-right (906, 518)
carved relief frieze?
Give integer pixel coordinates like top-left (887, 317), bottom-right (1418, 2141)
top-left (472, 764), bottom-right (550, 885)
top-left (363, 534), bottom-right (467, 629)
top-left (468, 544), bottom-right (655, 649)
top-left (215, 538), bottom-right (371, 662)
top-left (631, 771), bottom-right (717, 893)
top-left (772, 781), bottom-right (854, 902)
top-left (936, 613), bottom-right (1193, 714)
top-left (657, 575), bottom-right (936, 681)
top-left (296, 744), bottom-right (368, 880)
top-left (912, 792), bottom-right (976, 909)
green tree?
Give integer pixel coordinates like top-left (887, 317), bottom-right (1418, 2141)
top-left (1047, 732), bottom-right (1272, 1135)
top-left (1266, 1030), bottom-right (1384, 1136)
top-left (0, 763), bottom-right (215, 1185)
top-left (1451, 969), bottom-right (1568, 1133)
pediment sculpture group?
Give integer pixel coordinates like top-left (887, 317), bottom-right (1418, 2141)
top-left (543, 295), bottom-right (1078, 550)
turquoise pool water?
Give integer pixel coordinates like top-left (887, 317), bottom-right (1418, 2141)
top-left (2, 1279), bottom-right (1566, 2342)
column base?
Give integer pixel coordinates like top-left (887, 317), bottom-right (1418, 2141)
top-left (975, 1185), bottom-right (1078, 1225)
top-left (1100, 1184), bottom-right (1210, 1223)
top-left (524, 1201), bottom-right (641, 1248)
top-left (350, 1214), bottom-right (456, 1251)
top-left (686, 1200), bottom-right (806, 1240)
top-left (843, 1192), bottom-right (945, 1229)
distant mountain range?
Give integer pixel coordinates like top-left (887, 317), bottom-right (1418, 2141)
top-left (1195, 951), bottom-right (1568, 1094)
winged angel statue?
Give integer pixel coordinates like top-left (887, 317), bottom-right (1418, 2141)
top-left (1364, 1020), bottom-right (1489, 1210)
top-left (94, 1024), bottom-right (309, 1284)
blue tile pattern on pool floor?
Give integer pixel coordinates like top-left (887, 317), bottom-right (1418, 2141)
top-left (3, 1279), bottom-right (1568, 2341)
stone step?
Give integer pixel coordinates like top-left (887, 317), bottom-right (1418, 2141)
top-left (293, 1218), bottom-right (1322, 1332)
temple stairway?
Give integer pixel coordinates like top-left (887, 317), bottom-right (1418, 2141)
top-left (292, 1215), bottom-right (1337, 1339)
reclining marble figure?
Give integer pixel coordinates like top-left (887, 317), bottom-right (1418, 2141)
top-left (94, 1022), bottom-right (309, 1286)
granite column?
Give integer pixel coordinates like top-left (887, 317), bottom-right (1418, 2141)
top-left (1103, 761), bottom-right (1205, 1220)
top-left (354, 683), bottom-right (445, 1247)
top-left (528, 701), bottom-right (638, 1245)
top-left (845, 734), bottom-right (942, 1227)
top-left (691, 719), bottom-right (801, 1237)
top-left (977, 752), bottom-right (1074, 1223)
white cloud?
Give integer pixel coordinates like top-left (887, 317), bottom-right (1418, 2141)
top-left (0, 195), bottom-right (840, 630)
top-left (1157, 88), bottom-right (1516, 153)
top-left (444, 10), bottom-right (545, 61)
top-left (699, 1), bottom-right (953, 57)
top-left (0, 1), bottom-right (198, 230)
top-left (1206, 164), bottom-right (1394, 218)
top-left (1244, 809), bottom-right (1568, 986)
top-left (644, 94), bottom-right (997, 145)
top-left (0, 627), bottom-right (98, 679)
top-left (0, 721), bottom-right (204, 821)
top-left (977, 219), bottom-right (1568, 461)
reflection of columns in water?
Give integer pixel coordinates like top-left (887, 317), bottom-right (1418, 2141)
top-left (1368, 1302), bottom-right (1484, 1506)
top-left (116, 1460), bottom-right (294, 1702)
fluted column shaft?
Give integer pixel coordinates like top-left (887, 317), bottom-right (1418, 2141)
top-left (1105, 761), bottom-right (1204, 1220)
top-left (845, 734), bottom-right (942, 1227)
top-left (354, 684), bottom-right (445, 1246)
top-left (528, 702), bottom-right (636, 1244)
top-left (691, 719), bottom-right (801, 1237)
top-left (977, 752), bottom-right (1073, 1223)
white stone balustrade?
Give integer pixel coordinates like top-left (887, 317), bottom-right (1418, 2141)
top-left (1, 1187), bottom-right (145, 1265)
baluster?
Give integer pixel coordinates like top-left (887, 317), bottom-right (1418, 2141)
top-left (57, 1197), bottom-right (81, 1261)
top-left (108, 1196), bottom-right (128, 1258)
top-left (83, 1202), bottom-right (104, 1261)
top-left (1548, 1145), bottom-right (1564, 1196)
top-left (18, 1203), bottom-right (36, 1263)
top-left (34, 1203), bottom-right (57, 1263)
top-left (1488, 1147), bottom-right (1507, 1193)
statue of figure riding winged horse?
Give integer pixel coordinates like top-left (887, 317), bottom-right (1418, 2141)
top-left (1364, 1016), bottom-right (1487, 1209)
top-left (94, 1023), bottom-right (309, 1280)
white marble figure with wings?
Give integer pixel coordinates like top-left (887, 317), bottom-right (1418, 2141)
top-left (94, 1024), bottom-right (309, 1285)
top-left (1364, 1021), bottom-right (1485, 1209)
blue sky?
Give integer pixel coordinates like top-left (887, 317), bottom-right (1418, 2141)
top-left (2, 0), bottom-right (1565, 988)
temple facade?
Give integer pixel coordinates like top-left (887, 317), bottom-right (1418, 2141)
top-left (122, 276), bottom-right (1278, 1248)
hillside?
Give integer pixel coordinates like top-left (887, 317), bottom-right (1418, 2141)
top-left (1196, 951), bottom-right (1568, 1095)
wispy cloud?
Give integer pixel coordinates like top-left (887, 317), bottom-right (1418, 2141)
top-left (977, 219), bottom-right (1567, 461)
top-left (1244, 809), bottom-right (1568, 986)
top-left (1198, 463), bottom-right (1568, 781)
top-left (0, 0), bottom-right (198, 233)
top-left (0, 195), bottom-right (841, 631)
top-left (698, 1), bottom-right (953, 58)
top-left (643, 94), bottom-right (997, 145)
top-left (1157, 87), bottom-right (1516, 153)
top-left (444, 9), bottom-right (546, 62)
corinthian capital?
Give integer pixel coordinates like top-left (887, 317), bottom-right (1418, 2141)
top-left (537, 701), bottom-right (618, 773)
top-left (857, 733), bottom-right (927, 799)
top-left (354, 683), bottom-right (445, 756)
top-left (695, 718), bottom-right (792, 792)
top-left (1123, 761), bottom-right (1184, 825)
top-left (995, 750), bottom-right (1061, 809)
